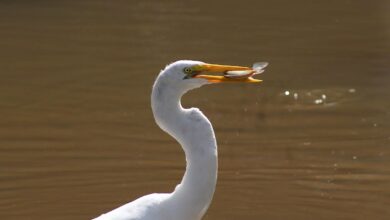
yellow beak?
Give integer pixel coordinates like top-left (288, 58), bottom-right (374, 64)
top-left (193, 63), bottom-right (262, 83)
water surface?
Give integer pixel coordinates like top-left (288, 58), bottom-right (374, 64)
top-left (0, 1), bottom-right (389, 219)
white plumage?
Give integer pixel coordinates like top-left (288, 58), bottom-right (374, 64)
top-left (94, 60), bottom-right (263, 220)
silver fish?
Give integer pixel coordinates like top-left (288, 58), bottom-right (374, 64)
top-left (224, 70), bottom-right (254, 79)
top-left (224, 61), bottom-right (268, 78)
top-left (252, 62), bottom-right (268, 75)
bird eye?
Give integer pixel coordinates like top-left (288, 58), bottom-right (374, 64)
top-left (183, 67), bottom-right (192, 74)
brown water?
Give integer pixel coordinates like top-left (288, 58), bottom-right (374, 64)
top-left (0, 1), bottom-right (389, 219)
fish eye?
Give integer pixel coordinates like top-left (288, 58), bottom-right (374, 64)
top-left (183, 67), bottom-right (192, 74)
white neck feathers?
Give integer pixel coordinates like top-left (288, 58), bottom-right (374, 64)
top-left (151, 77), bottom-right (218, 219)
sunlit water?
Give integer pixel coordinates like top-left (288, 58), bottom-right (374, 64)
top-left (0, 1), bottom-right (389, 220)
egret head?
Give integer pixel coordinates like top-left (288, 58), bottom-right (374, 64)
top-left (156, 60), bottom-right (261, 94)
top-left (152, 60), bottom-right (263, 134)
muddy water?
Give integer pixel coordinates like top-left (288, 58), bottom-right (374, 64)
top-left (0, 1), bottom-right (389, 219)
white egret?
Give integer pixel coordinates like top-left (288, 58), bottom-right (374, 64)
top-left (94, 60), bottom-right (265, 220)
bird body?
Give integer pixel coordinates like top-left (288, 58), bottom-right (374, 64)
top-left (94, 60), bottom-right (263, 220)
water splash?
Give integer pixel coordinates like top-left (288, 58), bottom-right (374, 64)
top-left (279, 88), bottom-right (358, 109)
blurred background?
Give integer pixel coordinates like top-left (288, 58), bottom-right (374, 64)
top-left (0, 0), bottom-right (389, 219)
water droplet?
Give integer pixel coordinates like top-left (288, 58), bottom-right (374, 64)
top-left (314, 99), bottom-right (323, 104)
top-left (321, 94), bottom-right (327, 100)
top-left (284, 90), bottom-right (290, 96)
top-left (293, 93), bottom-right (298, 100)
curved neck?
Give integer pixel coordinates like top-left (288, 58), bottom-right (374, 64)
top-left (151, 79), bottom-right (218, 219)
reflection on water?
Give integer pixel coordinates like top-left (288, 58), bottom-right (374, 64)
top-left (0, 1), bottom-right (389, 220)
